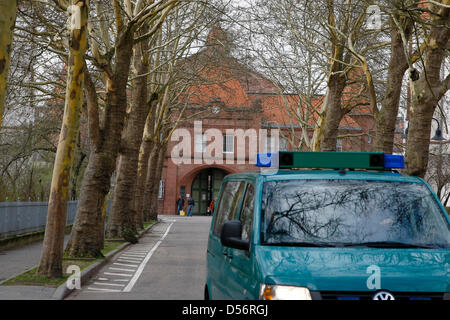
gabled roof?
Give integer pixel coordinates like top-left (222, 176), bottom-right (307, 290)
top-left (180, 26), bottom-right (371, 131)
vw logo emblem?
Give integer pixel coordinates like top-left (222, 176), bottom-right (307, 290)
top-left (373, 291), bottom-right (395, 300)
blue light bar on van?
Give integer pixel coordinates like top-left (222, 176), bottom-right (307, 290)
top-left (383, 154), bottom-right (405, 169)
top-left (256, 153), bottom-right (274, 167)
top-left (256, 151), bottom-right (405, 170)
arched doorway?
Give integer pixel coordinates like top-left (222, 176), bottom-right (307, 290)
top-left (191, 168), bottom-right (227, 215)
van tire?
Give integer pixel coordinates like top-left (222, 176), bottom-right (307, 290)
top-left (204, 285), bottom-right (210, 300)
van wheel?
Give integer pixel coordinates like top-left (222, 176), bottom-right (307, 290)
top-left (204, 285), bottom-right (210, 300)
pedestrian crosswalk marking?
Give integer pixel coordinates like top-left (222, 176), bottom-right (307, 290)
top-left (87, 287), bottom-right (121, 292)
top-left (73, 220), bottom-right (175, 296)
top-left (109, 267), bottom-right (135, 272)
top-left (117, 259), bottom-right (142, 264)
top-left (123, 222), bottom-right (174, 292)
top-left (93, 282), bottom-right (126, 287)
top-left (118, 256), bottom-right (142, 261)
top-left (113, 262), bottom-right (138, 267)
top-left (104, 272), bottom-right (133, 277)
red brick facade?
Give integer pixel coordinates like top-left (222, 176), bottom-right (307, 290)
top-left (157, 26), bottom-right (379, 215)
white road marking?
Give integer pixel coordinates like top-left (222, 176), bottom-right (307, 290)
top-left (93, 282), bottom-right (125, 287)
top-left (121, 254), bottom-right (146, 257)
top-left (87, 287), bottom-right (121, 292)
top-left (117, 259), bottom-right (142, 264)
top-left (113, 279), bottom-right (129, 282)
top-left (118, 256), bottom-right (142, 261)
top-left (113, 262), bottom-right (138, 267)
top-left (97, 278), bottom-right (109, 281)
top-left (104, 272), bottom-right (133, 277)
top-left (123, 222), bottom-right (174, 292)
top-left (109, 267), bottom-right (135, 272)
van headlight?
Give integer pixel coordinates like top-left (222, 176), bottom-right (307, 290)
top-left (259, 284), bottom-right (312, 300)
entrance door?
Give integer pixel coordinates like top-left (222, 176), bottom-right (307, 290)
top-left (191, 168), bottom-right (227, 215)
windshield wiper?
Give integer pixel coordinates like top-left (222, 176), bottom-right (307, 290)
top-left (342, 241), bottom-right (444, 249)
top-left (265, 242), bottom-right (337, 247)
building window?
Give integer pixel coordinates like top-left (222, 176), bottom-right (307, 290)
top-left (195, 134), bottom-right (206, 153)
top-left (336, 138), bottom-right (343, 152)
top-left (223, 134), bottom-right (234, 154)
top-left (158, 180), bottom-right (165, 199)
top-left (368, 136), bottom-right (372, 144)
top-left (279, 136), bottom-right (289, 151)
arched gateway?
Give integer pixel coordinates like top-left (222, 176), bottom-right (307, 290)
top-left (190, 168), bottom-right (227, 215)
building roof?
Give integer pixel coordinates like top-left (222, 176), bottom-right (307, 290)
top-left (181, 25), bottom-right (371, 132)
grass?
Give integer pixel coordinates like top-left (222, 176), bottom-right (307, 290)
top-left (2, 240), bottom-right (126, 287)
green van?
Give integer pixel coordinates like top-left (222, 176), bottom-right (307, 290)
top-left (204, 152), bottom-right (450, 300)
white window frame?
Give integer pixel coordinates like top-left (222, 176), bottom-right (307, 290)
top-left (158, 180), bottom-right (165, 199)
top-left (336, 138), bottom-right (343, 152)
top-left (194, 133), bottom-right (207, 153)
top-left (223, 134), bottom-right (234, 154)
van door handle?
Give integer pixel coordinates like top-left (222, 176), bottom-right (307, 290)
top-left (222, 251), bottom-right (233, 259)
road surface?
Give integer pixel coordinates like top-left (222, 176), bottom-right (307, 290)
top-left (67, 215), bottom-right (212, 300)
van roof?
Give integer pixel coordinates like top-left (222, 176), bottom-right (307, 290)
top-left (224, 169), bottom-right (424, 184)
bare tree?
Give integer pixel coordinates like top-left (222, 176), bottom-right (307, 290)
top-left (0, 0), bottom-right (18, 129)
top-left (404, 0), bottom-right (449, 177)
top-left (107, 0), bottom-right (209, 237)
top-left (426, 141), bottom-right (450, 206)
top-left (64, 0), bottom-right (181, 258)
top-left (37, 0), bottom-right (88, 278)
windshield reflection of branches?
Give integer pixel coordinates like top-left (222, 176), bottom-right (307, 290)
top-left (263, 180), bottom-right (450, 246)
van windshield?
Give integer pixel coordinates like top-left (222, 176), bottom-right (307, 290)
top-left (261, 180), bottom-right (450, 248)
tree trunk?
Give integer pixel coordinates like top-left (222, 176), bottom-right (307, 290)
top-left (148, 142), bottom-right (167, 220)
top-left (65, 150), bottom-right (112, 257)
top-left (142, 146), bottom-right (159, 221)
top-left (405, 4), bottom-right (449, 177)
top-left (375, 18), bottom-right (412, 153)
top-left (107, 35), bottom-right (149, 238)
top-left (135, 99), bottom-right (158, 226)
top-left (65, 29), bottom-right (134, 258)
top-left (405, 100), bottom-right (436, 177)
top-left (319, 73), bottom-right (347, 151)
top-left (37, 0), bottom-right (88, 277)
top-left (0, 0), bottom-right (17, 129)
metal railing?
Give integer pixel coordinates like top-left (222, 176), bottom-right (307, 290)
top-left (0, 200), bottom-right (85, 238)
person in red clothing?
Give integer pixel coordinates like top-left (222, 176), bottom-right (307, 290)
top-left (207, 199), bottom-right (215, 216)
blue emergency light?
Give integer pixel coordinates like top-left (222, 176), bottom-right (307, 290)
top-left (256, 151), bottom-right (405, 170)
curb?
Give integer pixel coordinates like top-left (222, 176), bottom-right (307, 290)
top-left (51, 221), bottom-right (159, 300)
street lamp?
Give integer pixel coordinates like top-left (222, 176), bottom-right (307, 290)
top-left (403, 117), bottom-right (445, 141)
top-left (430, 118), bottom-right (445, 141)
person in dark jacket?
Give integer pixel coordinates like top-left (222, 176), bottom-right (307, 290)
top-left (176, 196), bottom-right (185, 215)
top-left (187, 196), bottom-right (195, 217)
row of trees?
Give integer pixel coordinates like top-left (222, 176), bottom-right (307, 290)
top-left (232, 0), bottom-right (449, 176)
top-left (0, 0), bottom-right (448, 278)
top-left (1, 0), bottom-right (227, 278)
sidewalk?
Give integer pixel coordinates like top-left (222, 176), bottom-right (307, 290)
top-left (0, 236), bottom-right (70, 284)
top-left (0, 235), bottom-right (70, 300)
top-left (0, 223), bottom-right (156, 300)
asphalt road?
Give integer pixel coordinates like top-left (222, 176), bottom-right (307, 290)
top-left (66, 215), bottom-right (212, 300)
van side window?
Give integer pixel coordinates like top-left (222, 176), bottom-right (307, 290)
top-left (213, 181), bottom-right (246, 236)
top-left (239, 184), bottom-right (255, 241)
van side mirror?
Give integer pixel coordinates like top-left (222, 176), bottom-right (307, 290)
top-left (220, 220), bottom-right (250, 251)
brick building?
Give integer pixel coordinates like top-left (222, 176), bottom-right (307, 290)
top-left (157, 26), bottom-right (380, 215)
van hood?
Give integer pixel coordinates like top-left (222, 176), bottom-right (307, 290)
top-left (255, 245), bottom-right (449, 292)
